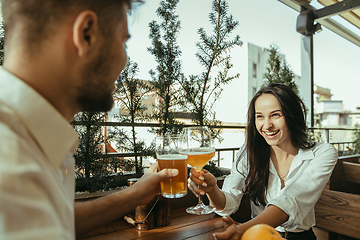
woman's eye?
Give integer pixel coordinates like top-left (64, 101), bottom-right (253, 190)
top-left (272, 113), bottom-right (281, 117)
top-left (256, 115), bottom-right (263, 119)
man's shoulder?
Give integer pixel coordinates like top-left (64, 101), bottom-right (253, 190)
top-left (0, 102), bottom-right (33, 159)
top-left (0, 101), bottom-right (27, 136)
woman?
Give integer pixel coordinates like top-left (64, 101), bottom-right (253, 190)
top-left (188, 83), bottom-right (337, 240)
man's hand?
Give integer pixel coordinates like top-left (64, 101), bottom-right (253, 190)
top-left (214, 216), bottom-right (243, 240)
top-left (75, 162), bottom-right (178, 236)
top-left (132, 162), bottom-right (178, 205)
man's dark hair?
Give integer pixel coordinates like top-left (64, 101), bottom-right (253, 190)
top-left (1, 0), bottom-right (143, 48)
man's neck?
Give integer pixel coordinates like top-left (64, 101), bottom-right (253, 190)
top-left (3, 50), bottom-right (79, 123)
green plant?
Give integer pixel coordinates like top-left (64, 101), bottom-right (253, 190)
top-left (262, 44), bottom-right (299, 94)
top-left (0, 20), bottom-right (4, 65)
top-left (75, 174), bottom-right (129, 193)
top-left (72, 112), bottom-right (133, 192)
top-left (148, 0), bottom-right (184, 136)
top-left (353, 123), bottom-right (360, 154)
top-left (73, 112), bottom-right (108, 180)
top-left (178, 0), bottom-right (242, 142)
top-left (307, 129), bottom-right (323, 142)
top-left (113, 57), bottom-right (153, 175)
top-left (203, 160), bottom-right (228, 177)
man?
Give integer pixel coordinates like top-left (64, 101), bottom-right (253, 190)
top-left (0, 0), bottom-right (178, 239)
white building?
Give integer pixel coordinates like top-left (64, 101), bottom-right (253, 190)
top-left (246, 42), bottom-right (301, 104)
top-left (214, 42), bottom-right (301, 124)
top-left (313, 85), bottom-right (357, 128)
top-left (313, 85), bottom-right (359, 144)
top-left (315, 100), bottom-right (352, 127)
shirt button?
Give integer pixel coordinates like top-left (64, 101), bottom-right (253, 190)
top-left (62, 168), bottom-right (68, 177)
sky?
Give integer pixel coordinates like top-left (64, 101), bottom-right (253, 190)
top-left (126, 0), bottom-right (360, 124)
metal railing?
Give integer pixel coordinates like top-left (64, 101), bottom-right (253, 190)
top-left (215, 147), bottom-right (239, 166)
top-left (106, 148), bottom-right (240, 168)
top-left (104, 142), bottom-right (357, 169)
top-left (330, 142), bottom-right (357, 156)
top-left (73, 121), bottom-right (359, 169)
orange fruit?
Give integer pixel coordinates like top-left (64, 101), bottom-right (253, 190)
top-left (241, 224), bottom-right (283, 240)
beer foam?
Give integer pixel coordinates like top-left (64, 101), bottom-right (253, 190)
top-left (187, 147), bottom-right (215, 155)
top-left (157, 154), bottom-right (188, 160)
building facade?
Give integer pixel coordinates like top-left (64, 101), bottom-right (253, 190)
top-left (313, 85), bottom-right (355, 127)
top-left (246, 43), bottom-right (301, 103)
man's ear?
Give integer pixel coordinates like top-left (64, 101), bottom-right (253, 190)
top-left (73, 11), bottom-right (98, 57)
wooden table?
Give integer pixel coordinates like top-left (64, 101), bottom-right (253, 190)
top-left (78, 208), bottom-right (225, 240)
top-left (76, 180), bottom-right (251, 240)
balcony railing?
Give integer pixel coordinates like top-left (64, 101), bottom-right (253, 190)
top-left (330, 142), bottom-right (357, 156)
top-left (73, 121), bottom-right (359, 169)
top-left (104, 144), bottom-right (357, 171)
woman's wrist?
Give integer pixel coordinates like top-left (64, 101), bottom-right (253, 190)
top-left (207, 182), bottom-right (220, 196)
top-left (207, 184), bottom-right (226, 210)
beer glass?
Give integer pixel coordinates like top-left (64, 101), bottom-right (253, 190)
top-left (155, 135), bottom-right (188, 198)
top-left (182, 126), bottom-right (216, 215)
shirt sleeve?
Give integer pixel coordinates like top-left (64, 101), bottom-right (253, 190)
top-left (267, 143), bottom-right (338, 230)
top-left (215, 146), bottom-right (247, 216)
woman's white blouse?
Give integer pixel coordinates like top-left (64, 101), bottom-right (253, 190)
top-left (215, 142), bottom-right (338, 232)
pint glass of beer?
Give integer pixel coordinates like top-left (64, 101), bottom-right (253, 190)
top-left (155, 135), bottom-right (188, 198)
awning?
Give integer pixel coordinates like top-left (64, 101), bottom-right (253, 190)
top-left (278, 0), bottom-right (360, 47)
top-left (318, 0), bottom-right (360, 29)
top-left (276, 0), bottom-right (360, 127)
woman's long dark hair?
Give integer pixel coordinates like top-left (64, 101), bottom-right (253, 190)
top-left (239, 83), bottom-right (314, 206)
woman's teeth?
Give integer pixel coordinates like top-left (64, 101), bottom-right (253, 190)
top-left (264, 131), bottom-right (279, 136)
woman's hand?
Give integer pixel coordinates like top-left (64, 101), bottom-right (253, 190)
top-left (188, 168), bottom-right (218, 197)
top-left (213, 216), bottom-right (243, 240)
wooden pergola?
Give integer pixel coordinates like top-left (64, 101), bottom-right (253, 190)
top-left (278, 0), bottom-right (360, 127)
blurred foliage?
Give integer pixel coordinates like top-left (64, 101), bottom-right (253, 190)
top-left (307, 129), bottom-right (323, 143)
top-left (0, 20), bottom-right (4, 65)
top-left (73, 112), bottom-right (108, 180)
top-left (353, 123), bottom-right (360, 154)
top-left (262, 44), bottom-right (299, 94)
top-left (203, 160), bottom-right (228, 177)
top-left (72, 112), bottom-right (136, 192)
top-left (76, 174), bottom-right (129, 193)
top-left (113, 57), bottom-right (153, 175)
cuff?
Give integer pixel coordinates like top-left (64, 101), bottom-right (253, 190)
top-left (267, 196), bottom-right (297, 231)
top-left (215, 190), bottom-right (243, 216)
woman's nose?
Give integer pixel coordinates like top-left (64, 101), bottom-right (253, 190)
top-left (264, 118), bottom-right (273, 129)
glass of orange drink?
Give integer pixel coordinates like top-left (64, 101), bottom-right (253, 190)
top-left (155, 135), bottom-right (188, 198)
top-left (181, 126), bottom-right (216, 215)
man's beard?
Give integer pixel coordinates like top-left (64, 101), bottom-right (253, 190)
top-left (77, 91), bottom-right (114, 112)
top-left (76, 45), bottom-right (116, 112)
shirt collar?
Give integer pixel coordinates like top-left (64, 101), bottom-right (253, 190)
top-left (0, 67), bottom-right (79, 168)
top-left (290, 147), bottom-right (315, 170)
top-left (269, 147), bottom-right (315, 176)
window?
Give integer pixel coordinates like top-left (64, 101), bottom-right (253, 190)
top-left (252, 63), bottom-right (257, 78)
top-left (252, 87), bottom-right (257, 97)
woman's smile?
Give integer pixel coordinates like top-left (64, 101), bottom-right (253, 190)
top-left (263, 130), bottom-right (280, 137)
